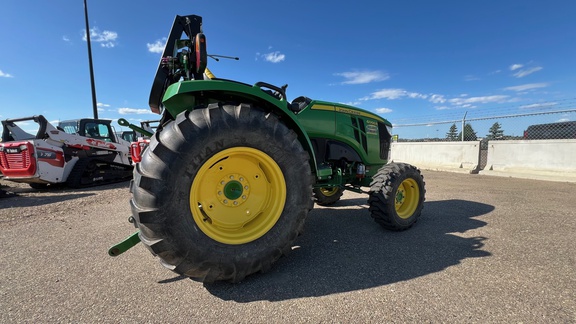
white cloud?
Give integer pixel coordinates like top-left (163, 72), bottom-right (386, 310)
top-left (513, 66), bottom-right (542, 78)
top-left (375, 108), bottom-right (393, 114)
top-left (147, 38), bottom-right (166, 53)
top-left (519, 102), bottom-right (557, 109)
top-left (334, 70), bottom-right (389, 85)
top-left (340, 101), bottom-right (361, 107)
top-left (262, 51), bottom-right (285, 63)
top-left (63, 36), bottom-right (70, 42)
top-left (503, 83), bottom-right (548, 92)
top-left (361, 88), bottom-right (427, 100)
top-left (407, 92), bottom-right (427, 99)
top-left (509, 64), bottom-right (523, 71)
top-left (0, 70), bottom-right (14, 78)
top-left (96, 103), bottom-right (110, 111)
top-left (429, 94), bottom-right (446, 104)
top-left (118, 108), bottom-right (151, 115)
top-left (83, 27), bottom-right (118, 48)
top-left (448, 95), bottom-right (509, 108)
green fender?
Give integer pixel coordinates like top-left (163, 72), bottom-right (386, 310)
top-left (160, 79), bottom-right (319, 176)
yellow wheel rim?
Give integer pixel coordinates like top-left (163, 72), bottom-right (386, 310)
top-left (319, 187), bottom-right (340, 196)
top-left (190, 147), bottom-right (286, 244)
top-left (395, 178), bottom-right (420, 219)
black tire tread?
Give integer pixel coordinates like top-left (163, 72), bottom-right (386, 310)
top-left (313, 187), bottom-right (344, 206)
top-left (368, 162), bottom-right (426, 231)
top-left (131, 103), bottom-right (313, 282)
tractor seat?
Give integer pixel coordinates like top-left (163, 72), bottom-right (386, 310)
top-left (289, 96), bottom-right (312, 113)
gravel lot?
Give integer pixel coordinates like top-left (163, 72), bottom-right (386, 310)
top-left (1, 171), bottom-right (575, 323)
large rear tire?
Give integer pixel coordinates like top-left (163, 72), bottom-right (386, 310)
top-left (131, 103), bottom-right (313, 282)
top-left (368, 162), bottom-right (425, 230)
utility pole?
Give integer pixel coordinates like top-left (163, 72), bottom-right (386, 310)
top-left (83, 0), bottom-right (98, 119)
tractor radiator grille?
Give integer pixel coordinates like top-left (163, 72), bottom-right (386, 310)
top-left (351, 116), bottom-right (368, 153)
top-left (359, 119), bottom-right (368, 154)
top-left (378, 122), bottom-right (391, 160)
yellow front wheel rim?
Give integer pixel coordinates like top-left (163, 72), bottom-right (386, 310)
top-left (395, 178), bottom-right (420, 219)
top-left (319, 187), bottom-right (340, 197)
top-left (190, 147), bottom-right (286, 244)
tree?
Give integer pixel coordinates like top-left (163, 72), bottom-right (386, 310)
top-left (457, 123), bottom-right (478, 141)
top-left (445, 123), bottom-right (459, 141)
top-left (486, 122), bottom-right (505, 140)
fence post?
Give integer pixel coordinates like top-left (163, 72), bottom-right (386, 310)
top-left (461, 111), bottom-right (467, 141)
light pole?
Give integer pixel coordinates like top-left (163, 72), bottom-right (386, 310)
top-left (83, 0), bottom-right (98, 119)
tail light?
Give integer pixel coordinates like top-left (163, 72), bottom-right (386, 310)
top-left (130, 139), bottom-right (150, 163)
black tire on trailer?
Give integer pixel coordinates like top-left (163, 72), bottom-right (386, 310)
top-left (368, 162), bottom-right (425, 231)
top-left (130, 103), bottom-right (314, 283)
top-left (313, 187), bottom-right (344, 206)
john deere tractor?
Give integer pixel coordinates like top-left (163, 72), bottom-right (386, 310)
top-left (110, 14), bottom-right (425, 283)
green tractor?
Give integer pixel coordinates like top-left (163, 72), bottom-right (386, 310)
top-left (110, 14), bottom-right (425, 283)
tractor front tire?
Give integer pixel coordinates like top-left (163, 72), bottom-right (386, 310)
top-left (313, 187), bottom-right (344, 206)
top-left (130, 103), bottom-right (313, 282)
top-left (368, 162), bottom-right (425, 230)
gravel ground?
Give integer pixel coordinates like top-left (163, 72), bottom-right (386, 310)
top-left (0, 171), bottom-right (575, 323)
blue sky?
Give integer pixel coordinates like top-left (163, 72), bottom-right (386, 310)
top-left (1, 0), bottom-right (575, 136)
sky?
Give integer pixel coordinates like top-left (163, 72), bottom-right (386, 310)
top-left (0, 0), bottom-right (575, 137)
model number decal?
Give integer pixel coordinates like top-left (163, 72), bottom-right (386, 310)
top-left (38, 151), bottom-right (57, 159)
top-left (366, 124), bottom-right (378, 135)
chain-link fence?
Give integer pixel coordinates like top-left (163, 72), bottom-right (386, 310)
top-left (392, 107), bottom-right (576, 170)
top-left (393, 109), bottom-right (576, 142)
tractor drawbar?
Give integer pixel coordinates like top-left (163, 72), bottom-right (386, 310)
top-left (108, 231), bottom-right (141, 256)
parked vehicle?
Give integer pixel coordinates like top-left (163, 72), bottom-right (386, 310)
top-left (0, 115), bottom-right (133, 188)
top-left (523, 121), bottom-right (576, 140)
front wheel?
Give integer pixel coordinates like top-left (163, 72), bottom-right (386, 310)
top-left (368, 163), bottom-right (425, 230)
top-left (130, 103), bottom-right (313, 282)
top-left (313, 186), bottom-right (344, 206)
